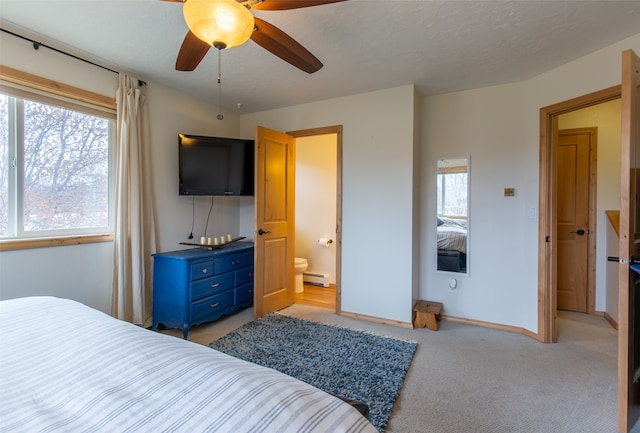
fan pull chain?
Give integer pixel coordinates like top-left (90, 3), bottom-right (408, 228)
top-left (216, 48), bottom-right (223, 121)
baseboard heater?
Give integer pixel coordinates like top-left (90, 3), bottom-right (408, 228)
top-left (302, 272), bottom-right (330, 287)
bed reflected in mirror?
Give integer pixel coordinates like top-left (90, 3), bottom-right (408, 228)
top-left (436, 157), bottom-right (469, 274)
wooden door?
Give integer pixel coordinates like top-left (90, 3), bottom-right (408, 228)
top-left (618, 48), bottom-right (640, 433)
top-left (556, 129), bottom-right (593, 312)
top-left (253, 126), bottom-right (295, 318)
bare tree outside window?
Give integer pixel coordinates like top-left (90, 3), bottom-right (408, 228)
top-left (1, 93), bottom-right (110, 237)
top-left (437, 172), bottom-right (468, 217)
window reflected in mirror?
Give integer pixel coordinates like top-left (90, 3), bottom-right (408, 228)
top-left (437, 158), bottom-right (469, 274)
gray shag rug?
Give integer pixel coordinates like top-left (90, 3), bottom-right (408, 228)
top-left (209, 313), bottom-right (417, 432)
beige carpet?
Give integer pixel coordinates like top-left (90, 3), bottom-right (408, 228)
top-left (161, 306), bottom-right (640, 433)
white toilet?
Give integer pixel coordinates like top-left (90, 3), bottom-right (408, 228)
top-left (294, 257), bottom-right (308, 293)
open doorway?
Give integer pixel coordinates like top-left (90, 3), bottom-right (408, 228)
top-left (288, 126), bottom-right (343, 313)
top-left (538, 86), bottom-right (621, 343)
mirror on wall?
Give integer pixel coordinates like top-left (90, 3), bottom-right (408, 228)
top-left (436, 157), bottom-right (469, 274)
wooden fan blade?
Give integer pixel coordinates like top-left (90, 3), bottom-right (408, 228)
top-left (176, 31), bottom-right (211, 71)
top-left (252, 0), bottom-right (348, 11)
top-left (250, 17), bottom-right (322, 73)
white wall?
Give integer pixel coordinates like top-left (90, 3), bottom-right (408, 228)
top-left (144, 83), bottom-right (243, 253)
top-left (238, 34), bottom-right (639, 331)
top-left (239, 85), bottom-right (419, 323)
top-left (412, 88), bottom-right (422, 306)
top-left (295, 134), bottom-right (337, 284)
top-left (422, 82), bottom-right (532, 328)
top-left (421, 33), bottom-right (640, 333)
top-left (0, 242), bottom-right (114, 312)
top-left (0, 29), bottom-right (242, 313)
top-left (2, 24), bottom-right (638, 331)
top-left (558, 99), bottom-right (621, 313)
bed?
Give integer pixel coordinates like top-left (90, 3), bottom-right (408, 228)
top-left (437, 216), bottom-right (467, 272)
top-left (0, 296), bottom-right (377, 433)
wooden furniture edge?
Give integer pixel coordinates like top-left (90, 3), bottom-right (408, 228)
top-left (606, 210), bottom-right (620, 237)
top-left (413, 300), bottom-right (443, 331)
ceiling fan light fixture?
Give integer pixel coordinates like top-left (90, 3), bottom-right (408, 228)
top-left (183, 0), bottom-right (255, 49)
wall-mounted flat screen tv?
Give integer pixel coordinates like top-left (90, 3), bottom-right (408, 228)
top-left (178, 133), bottom-right (255, 196)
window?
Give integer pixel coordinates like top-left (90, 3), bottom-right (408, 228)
top-left (437, 163), bottom-right (468, 218)
top-left (0, 86), bottom-right (115, 241)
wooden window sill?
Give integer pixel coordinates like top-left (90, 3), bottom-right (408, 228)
top-left (0, 234), bottom-right (113, 252)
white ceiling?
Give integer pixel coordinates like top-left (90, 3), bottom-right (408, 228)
top-left (1, 0), bottom-right (639, 114)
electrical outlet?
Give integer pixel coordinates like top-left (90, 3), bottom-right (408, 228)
top-left (448, 278), bottom-right (458, 293)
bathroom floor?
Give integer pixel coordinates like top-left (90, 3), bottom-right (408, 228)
top-left (294, 283), bottom-right (336, 310)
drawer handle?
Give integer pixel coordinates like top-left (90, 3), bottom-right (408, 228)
top-left (248, 273), bottom-right (253, 277)
top-left (211, 283), bottom-right (220, 288)
top-left (211, 302), bottom-right (220, 308)
top-left (201, 269), bottom-right (208, 274)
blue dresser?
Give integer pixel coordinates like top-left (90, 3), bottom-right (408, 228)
top-left (152, 241), bottom-right (254, 339)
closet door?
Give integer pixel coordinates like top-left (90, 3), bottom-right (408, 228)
top-left (618, 48), bottom-right (640, 433)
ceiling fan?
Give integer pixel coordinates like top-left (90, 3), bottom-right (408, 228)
top-left (164, 0), bottom-right (348, 74)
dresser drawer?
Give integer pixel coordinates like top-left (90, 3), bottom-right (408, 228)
top-left (214, 252), bottom-right (252, 275)
top-left (235, 283), bottom-right (254, 304)
top-left (190, 260), bottom-right (214, 281)
top-left (191, 273), bottom-right (234, 301)
top-left (190, 291), bottom-right (234, 322)
top-left (235, 267), bottom-right (254, 287)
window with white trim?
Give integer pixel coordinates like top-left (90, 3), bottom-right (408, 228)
top-left (0, 88), bottom-right (115, 239)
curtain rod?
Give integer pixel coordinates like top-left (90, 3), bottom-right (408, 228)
top-left (0, 27), bottom-right (146, 87)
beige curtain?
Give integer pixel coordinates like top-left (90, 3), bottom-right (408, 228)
top-left (112, 74), bottom-right (156, 325)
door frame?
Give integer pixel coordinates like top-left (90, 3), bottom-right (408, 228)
top-left (538, 85), bottom-right (620, 343)
top-left (287, 125), bottom-right (343, 314)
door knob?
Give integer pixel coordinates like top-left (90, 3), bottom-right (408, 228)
top-left (570, 229), bottom-right (586, 235)
top-left (258, 229), bottom-right (271, 236)
top-left (607, 256), bottom-right (640, 265)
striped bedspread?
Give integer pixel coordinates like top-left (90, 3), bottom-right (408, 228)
top-left (437, 224), bottom-right (467, 254)
top-left (438, 215), bottom-right (467, 254)
top-left (0, 297), bottom-right (376, 433)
